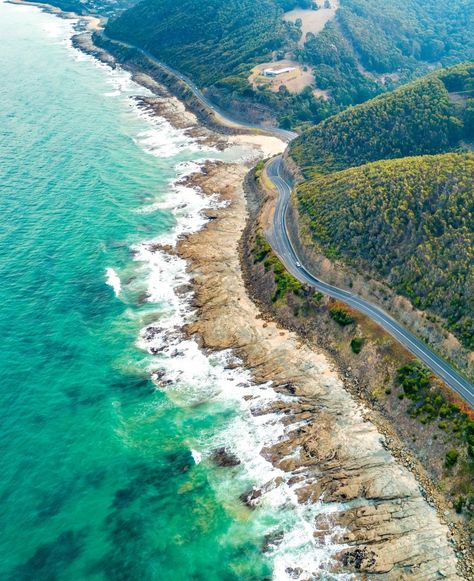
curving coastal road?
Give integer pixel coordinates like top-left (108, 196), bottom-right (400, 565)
top-left (266, 156), bottom-right (474, 407)
top-left (99, 33), bottom-right (297, 141)
top-left (100, 33), bottom-right (473, 406)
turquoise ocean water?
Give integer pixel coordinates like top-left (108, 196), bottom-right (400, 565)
top-left (0, 3), bottom-right (343, 579)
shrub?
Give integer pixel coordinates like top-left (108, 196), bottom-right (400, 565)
top-left (350, 337), bottom-right (364, 353)
top-left (313, 291), bottom-right (323, 302)
top-left (454, 496), bottom-right (465, 514)
top-left (329, 306), bottom-right (355, 326)
top-left (253, 233), bottom-right (271, 263)
top-left (445, 449), bottom-right (459, 468)
top-left (396, 361), bottom-right (430, 398)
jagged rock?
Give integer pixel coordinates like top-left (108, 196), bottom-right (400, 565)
top-left (210, 447), bottom-right (241, 467)
top-left (174, 127), bottom-right (461, 578)
top-left (239, 487), bottom-right (262, 508)
top-left (262, 530), bottom-right (284, 552)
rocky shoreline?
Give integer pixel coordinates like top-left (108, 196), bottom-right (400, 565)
top-left (177, 160), bottom-right (466, 578)
top-left (15, 3), bottom-right (471, 577)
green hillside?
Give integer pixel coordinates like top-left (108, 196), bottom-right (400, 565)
top-left (105, 0), bottom-right (338, 126)
top-left (297, 153), bottom-right (474, 348)
top-left (105, 0), bottom-right (474, 128)
top-left (300, 0), bottom-right (474, 106)
top-left (339, 0), bottom-right (474, 73)
top-left (106, 0), bottom-right (287, 87)
top-left (289, 63), bottom-right (474, 175)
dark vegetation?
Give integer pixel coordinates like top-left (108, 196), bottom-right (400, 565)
top-left (289, 63), bottom-right (474, 174)
top-left (299, 21), bottom-right (380, 108)
top-left (253, 233), bottom-right (303, 302)
top-left (339, 0), bottom-right (474, 73)
top-left (396, 362), bottom-right (474, 453)
top-left (107, 0), bottom-right (287, 86)
top-left (291, 64), bottom-right (474, 349)
top-left (298, 0), bottom-right (474, 107)
top-left (297, 153), bottom-right (474, 348)
top-left (350, 337), bottom-right (363, 354)
top-left (329, 304), bottom-right (355, 326)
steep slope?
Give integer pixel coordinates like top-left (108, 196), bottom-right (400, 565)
top-left (301, 0), bottom-right (474, 106)
top-left (104, 0), bottom-right (474, 128)
top-left (296, 153), bottom-right (474, 348)
top-left (106, 0), bottom-right (287, 87)
top-left (289, 63), bottom-right (474, 175)
top-left (338, 0), bottom-right (474, 73)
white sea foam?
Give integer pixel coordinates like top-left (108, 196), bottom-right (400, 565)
top-left (131, 106), bottom-right (204, 159)
top-left (105, 267), bottom-right (121, 297)
top-left (191, 449), bottom-right (202, 465)
top-left (131, 167), bottom-right (352, 578)
top-left (59, 20), bottom-right (350, 578)
top-left (103, 90), bottom-right (121, 98)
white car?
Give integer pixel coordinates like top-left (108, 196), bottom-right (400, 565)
top-left (296, 261), bottom-right (301, 268)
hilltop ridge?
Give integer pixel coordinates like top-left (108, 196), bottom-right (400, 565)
top-left (289, 63), bottom-right (474, 175)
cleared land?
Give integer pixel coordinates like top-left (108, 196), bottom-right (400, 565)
top-left (249, 60), bottom-right (314, 94)
top-left (283, 1), bottom-right (339, 46)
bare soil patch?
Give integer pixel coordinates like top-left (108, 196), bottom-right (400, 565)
top-left (283, 1), bottom-right (339, 46)
top-left (249, 59), bottom-right (314, 94)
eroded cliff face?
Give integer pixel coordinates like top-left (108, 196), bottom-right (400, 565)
top-left (176, 161), bottom-right (462, 579)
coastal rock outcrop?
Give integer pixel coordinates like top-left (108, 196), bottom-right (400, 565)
top-left (177, 161), bottom-right (463, 579)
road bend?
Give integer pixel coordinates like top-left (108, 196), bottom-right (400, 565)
top-left (266, 156), bottom-right (474, 408)
top-left (98, 33), bottom-right (474, 407)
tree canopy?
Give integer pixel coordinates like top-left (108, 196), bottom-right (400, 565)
top-left (290, 63), bottom-right (474, 175)
top-left (297, 153), bottom-right (474, 348)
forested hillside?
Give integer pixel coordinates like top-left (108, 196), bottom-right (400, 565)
top-left (339, 0), bottom-right (474, 72)
top-left (300, 0), bottom-right (474, 106)
top-left (289, 63), bottom-right (474, 175)
top-left (297, 153), bottom-right (474, 349)
top-left (105, 0), bottom-right (474, 128)
top-left (106, 0), bottom-right (286, 86)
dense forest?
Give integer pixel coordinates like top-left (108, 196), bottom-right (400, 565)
top-left (339, 0), bottom-right (474, 72)
top-left (289, 63), bottom-right (474, 175)
top-left (104, 0), bottom-right (474, 128)
top-left (297, 153), bottom-right (474, 349)
top-left (299, 0), bottom-right (474, 106)
top-left (106, 0), bottom-right (286, 86)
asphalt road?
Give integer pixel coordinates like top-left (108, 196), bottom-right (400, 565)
top-left (102, 34), bottom-right (473, 407)
top-left (100, 33), bottom-right (297, 141)
top-left (266, 156), bottom-right (474, 407)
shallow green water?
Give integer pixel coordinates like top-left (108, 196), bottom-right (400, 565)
top-left (0, 3), bottom-right (343, 579)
